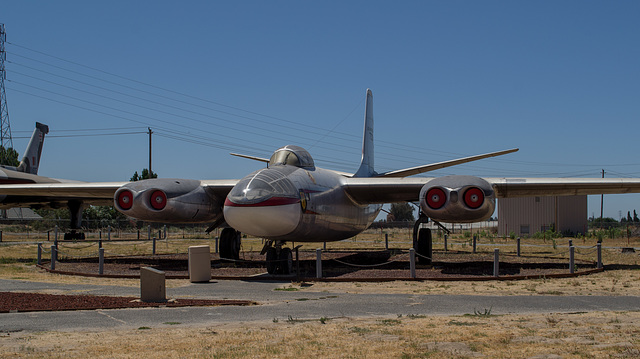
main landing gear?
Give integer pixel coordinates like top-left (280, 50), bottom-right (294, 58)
top-left (64, 200), bottom-right (86, 240)
top-left (413, 213), bottom-right (432, 265)
top-left (262, 240), bottom-right (293, 275)
top-left (219, 228), bottom-right (241, 260)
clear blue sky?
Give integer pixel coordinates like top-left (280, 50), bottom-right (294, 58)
top-left (2, 1), bottom-right (639, 220)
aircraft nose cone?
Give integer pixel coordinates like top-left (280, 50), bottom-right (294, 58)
top-left (223, 169), bottom-right (301, 237)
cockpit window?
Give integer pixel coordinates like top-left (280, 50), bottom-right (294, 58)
top-left (268, 145), bottom-right (315, 168)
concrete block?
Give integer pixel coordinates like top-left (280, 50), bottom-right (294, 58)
top-left (140, 267), bottom-right (166, 302)
top-left (188, 245), bottom-right (211, 283)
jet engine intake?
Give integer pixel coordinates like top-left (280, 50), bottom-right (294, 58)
top-left (419, 175), bottom-right (495, 223)
top-left (114, 178), bottom-right (222, 223)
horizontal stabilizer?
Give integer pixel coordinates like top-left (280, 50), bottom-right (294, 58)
top-left (377, 148), bottom-right (519, 178)
top-left (230, 153), bottom-right (270, 163)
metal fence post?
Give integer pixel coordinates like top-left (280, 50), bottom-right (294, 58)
top-left (472, 235), bottom-right (477, 253)
top-left (569, 246), bottom-right (575, 274)
top-left (99, 248), bottom-right (104, 275)
top-left (50, 245), bottom-right (56, 270)
top-left (108, 225), bottom-right (111, 241)
top-left (37, 243), bottom-right (42, 265)
top-left (517, 237), bottom-right (521, 257)
top-left (493, 249), bottom-right (499, 277)
top-left (163, 225), bottom-right (167, 240)
top-left (597, 242), bottom-right (602, 269)
top-left (153, 238), bottom-right (156, 255)
top-left (54, 226), bottom-right (58, 248)
top-left (385, 233), bottom-right (389, 250)
top-left (316, 248), bottom-right (322, 279)
top-left (410, 248), bottom-right (416, 279)
top-left (148, 225), bottom-right (151, 240)
top-left (444, 234), bottom-right (448, 252)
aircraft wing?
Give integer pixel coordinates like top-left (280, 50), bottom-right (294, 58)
top-left (0, 180), bottom-right (238, 200)
top-left (0, 181), bottom-right (127, 208)
top-left (488, 177), bottom-right (640, 197)
top-left (0, 179), bottom-right (239, 211)
top-left (0, 182), bottom-right (125, 198)
top-left (342, 176), bottom-right (640, 204)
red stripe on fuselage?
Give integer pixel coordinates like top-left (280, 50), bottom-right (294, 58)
top-left (224, 197), bottom-right (300, 207)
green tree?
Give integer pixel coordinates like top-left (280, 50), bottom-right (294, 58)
top-left (83, 206), bottom-right (128, 229)
top-left (131, 168), bottom-right (158, 181)
top-left (634, 210), bottom-right (639, 223)
top-left (0, 146), bottom-right (20, 167)
top-left (389, 202), bottom-right (415, 222)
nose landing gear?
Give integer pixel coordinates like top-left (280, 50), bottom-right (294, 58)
top-left (262, 240), bottom-right (293, 275)
top-left (413, 213), bottom-right (432, 265)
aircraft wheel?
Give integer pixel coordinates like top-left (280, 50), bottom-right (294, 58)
top-left (266, 247), bottom-right (278, 274)
top-left (416, 228), bottom-right (432, 265)
top-left (230, 230), bottom-right (241, 260)
top-left (278, 247), bottom-right (293, 275)
top-left (220, 228), bottom-right (240, 260)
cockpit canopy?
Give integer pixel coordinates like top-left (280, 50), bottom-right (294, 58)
top-left (268, 145), bottom-right (315, 169)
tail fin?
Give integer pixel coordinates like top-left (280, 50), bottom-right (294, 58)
top-left (354, 89), bottom-right (375, 177)
top-left (17, 122), bottom-right (49, 175)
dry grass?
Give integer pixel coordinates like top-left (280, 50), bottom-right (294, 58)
top-left (1, 311), bottom-right (639, 358)
top-left (297, 269), bottom-right (640, 296)
top-left (1, 229), bottom-right (640, 358)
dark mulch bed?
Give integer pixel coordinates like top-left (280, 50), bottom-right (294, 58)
top-left (0, 292), bottom-right (255, 313)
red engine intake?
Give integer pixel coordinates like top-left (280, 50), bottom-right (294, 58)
top-left (419, 175), bottom-right (495, 223)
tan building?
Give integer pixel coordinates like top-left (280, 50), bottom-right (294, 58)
top-left (498, 196), bottom-right (587, 237)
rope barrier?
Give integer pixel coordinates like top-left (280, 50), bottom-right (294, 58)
top-left (331, 258), bottom-right (397, 268)
top-left (56, 242), bottom-right (98, 250)
top-left (575, 247), bottom-right (598, 256)
top-left (414, 252), bottom-right (432, 260)
top-left (55, 249), bottom-right (100, 260)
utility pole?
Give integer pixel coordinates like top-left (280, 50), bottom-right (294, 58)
top-left (148, 127), bottom-right (153, 177)
top-left (600, 169), bottom-right (605, 228)
top-left (0, 24), bottom-right (14, 164)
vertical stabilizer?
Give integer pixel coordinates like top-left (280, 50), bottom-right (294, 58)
top-left (17, 122), bottom-right (49, 175)
top-left (354, 89), bottom-right (375, 177)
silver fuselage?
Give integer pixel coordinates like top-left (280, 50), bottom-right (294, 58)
top-left (224, 165), bottom-right (382, 242)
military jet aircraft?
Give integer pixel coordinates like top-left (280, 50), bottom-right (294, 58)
top-left (0, 122), bottom-right (118, 239)
top-left (2, 90), bottom-right (640, 274)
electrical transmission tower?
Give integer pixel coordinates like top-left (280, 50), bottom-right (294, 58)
top-left (0, 23), bottom-right (14, 163)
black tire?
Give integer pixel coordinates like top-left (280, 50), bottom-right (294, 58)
top-left (219, 228), bottom-right (236, 260)
top-left (416, 228), bottom-right (432, 265)
top-left (278, 248), bottom-right (293, 275)
top-left (266, 247), bottom-right (278, 274)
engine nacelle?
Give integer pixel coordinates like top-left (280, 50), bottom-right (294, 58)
top-left (419, 175), bottom-right (495, 223)
top-left (114, 178), bottom-right (222, 223)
